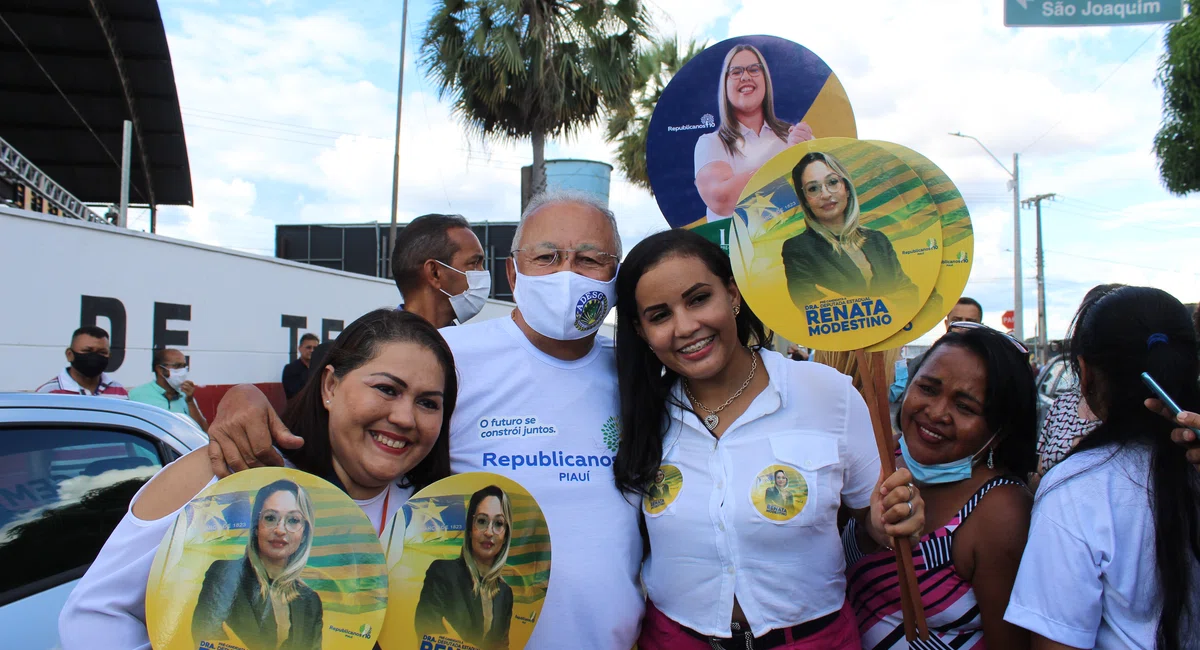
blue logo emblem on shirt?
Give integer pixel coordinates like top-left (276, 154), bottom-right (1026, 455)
top-left (574, 290), bottom-right (608, 331)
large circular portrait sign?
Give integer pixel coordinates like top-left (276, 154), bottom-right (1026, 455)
top-left (379, 472), bottom-right (550, 650)
top-left (868, 141), bottom-right (974, 351)
top-left (730, 137), bottom-right (943, 351)
top-left (146, 468), bottom-right (387, 650)
top-left (645, 34), bottom-right (856, 245)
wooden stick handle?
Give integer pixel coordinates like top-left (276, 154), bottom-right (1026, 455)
top-left (854, 349), bottom-right (929, 641)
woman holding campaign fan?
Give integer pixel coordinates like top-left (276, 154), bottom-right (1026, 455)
top-left (694, 44), bottom-right (815, 222)
top-left (780, 151), bottom-right (918, 310)
top-left (59, 309), bottom-right (456, 649)
top-left (613, 228), bottom-right (924, 649)
top-left (843, 321), bottom-right (1038, 648)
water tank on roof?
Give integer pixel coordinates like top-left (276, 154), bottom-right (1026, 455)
top-left (520, 159), bottom-right (613, 214)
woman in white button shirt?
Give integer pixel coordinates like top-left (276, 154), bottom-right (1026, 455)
top-left (694, 44), bottom-right (815, 222)
top-left (1005, 287), bottom-right (1200, 649)
top-left (612, 229), bottom-right (925, 650)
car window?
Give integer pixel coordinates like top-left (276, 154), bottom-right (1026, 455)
top-left (0, 427), bottom-right (165, 602)
top-left (1055, 364), bottom-right (1079, 394)
top-left (1039, 361), bottom-right (1064, 397)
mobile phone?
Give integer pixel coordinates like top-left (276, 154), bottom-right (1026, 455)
top-left (1141, 372), bottom-right (1200, 436)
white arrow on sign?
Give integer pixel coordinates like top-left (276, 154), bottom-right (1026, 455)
top-left (1016, 0), bottom-right (1028, 8)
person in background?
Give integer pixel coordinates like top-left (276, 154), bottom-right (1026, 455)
top-left (1006, 286), bottom-right (1200, 649)
top-left (36, 326), bottom-right (128, 398)
top-left (128, 349), bottom-right (208, 431)
top-left (391, 213), bottom-right (490, 327)
top-left (845, 322), bottom-right (1037, 648)
top-left (1032, 284), bottom-right (1124, 486)
top-left (282, 333), bottom-right (319, 400)
top-left (785, 344), bottom-right (809, 361)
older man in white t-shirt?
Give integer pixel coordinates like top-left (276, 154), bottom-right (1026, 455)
top-left (204, 190), bottom-right (643, 649)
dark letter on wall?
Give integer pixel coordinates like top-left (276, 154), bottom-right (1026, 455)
top-left (282, 314), bottom-right (307, 363)
top-left (322, 319), bottom-right (344, 343)
top-left (81, 295), bottom-right (127, 372)
top-left (153, 303), bottom-right (191, 353)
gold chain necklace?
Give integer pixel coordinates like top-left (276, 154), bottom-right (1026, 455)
top-left (683, 349), bottom-right (758, 432)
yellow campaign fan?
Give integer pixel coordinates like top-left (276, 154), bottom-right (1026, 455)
top-left (379, 472), bottom-right (550, 650)
top-left (730, 137), bottom-right (942, 351)
top-left (147, 467), bottom-right (386, 650)
top-left (867, 141), bottom-right (974, 351)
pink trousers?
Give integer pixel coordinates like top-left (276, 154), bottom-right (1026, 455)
top-left (637, 600), bottom-right (861, 650)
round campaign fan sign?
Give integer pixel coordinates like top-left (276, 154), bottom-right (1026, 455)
top-left (867, 141), bottom-right (974, 351)
top-left (645, 34), bottom-right (856, 244)
top-left (729, 137), bottom-right (943, 351)
top-left (146, 468), bottom-right (387, 650)
top-left (379, 472), bottom-right (550, 650)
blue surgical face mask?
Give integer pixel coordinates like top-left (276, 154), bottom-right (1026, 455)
top-left (899, 432), bottom-right (998, 485)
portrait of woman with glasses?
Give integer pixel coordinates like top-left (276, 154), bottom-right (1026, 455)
top-left (780, 151), bottom-right (918, 311)
top-left (415, 485), bottom-right (514, 650)
top-left (694, 44), bottom-right (816, 223)
top-left (191, 479), bottom-right (323, 650)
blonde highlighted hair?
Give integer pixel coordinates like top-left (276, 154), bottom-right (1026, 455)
top-left (246, 480), bottom-right (315, 606)
top-left (461, 485), bottom-right (512, 601)
top-left (791, 151), bottom-right (867, 252)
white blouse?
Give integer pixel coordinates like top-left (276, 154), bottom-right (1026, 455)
top-left (641, 350), bottom-right (880, 637)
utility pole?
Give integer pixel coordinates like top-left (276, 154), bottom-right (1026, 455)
top-left (1022, 192), bottom-right (1056, 365)
top-left (387, 0), bottom-right (411, 266)
top-left (949, 133), bottom-right (1023, 341)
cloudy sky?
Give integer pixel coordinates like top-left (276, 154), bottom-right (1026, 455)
top-left (146, 0), bottom-right (1200, 343)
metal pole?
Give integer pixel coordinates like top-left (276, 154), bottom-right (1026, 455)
top-left (1012, 153), bottom-right (1024, 343)
top-left (1035, 197), bottom-right (1047, 364)
top-left (119, 120), bottom-right (132, 228)
top-left (387, 0), bottom-right (410, 261)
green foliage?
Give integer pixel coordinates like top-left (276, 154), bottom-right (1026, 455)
top-left (605, 36), bottom-right (707, 193)
top-left (420, 0), bottom-right (651, 174)
top-left (1154, 1), bottom-right (1200, 195)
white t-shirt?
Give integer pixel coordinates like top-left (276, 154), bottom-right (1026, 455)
top-left (694, 121), bottom-right (790, 222)
top-left (58, 451), bottom-right (411, 650)
top-left (438, 316), bottom-right (643, 650)
top-left (1005, 444), bottom-right (1198, 649)
top-left (642, 350), bottom-right (879, 636)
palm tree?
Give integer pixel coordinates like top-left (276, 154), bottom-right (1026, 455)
top-left (421, 0), bottom-right (651, 194)
top-left (605, 36), bottom-right (706, 193)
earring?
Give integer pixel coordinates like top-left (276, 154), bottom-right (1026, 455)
top-left (325, 399), bottom-right (330, 405)
top-left (987, 447), bottom-right (995, 469)
top-left (733, 304), bottom-right (741, 316)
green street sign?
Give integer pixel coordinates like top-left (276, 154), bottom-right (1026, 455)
top-left (1005, 0), bottom-right (1184, 26)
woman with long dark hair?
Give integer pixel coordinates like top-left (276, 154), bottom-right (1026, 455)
top-left (1005, 286), bottom-right (1200, 649)
top-left (845, 322), bottom-right (1038, 648)
top-left (613, 229), bottom-right (924, 649)
top-left (60, 309), bottom-right (457, 649)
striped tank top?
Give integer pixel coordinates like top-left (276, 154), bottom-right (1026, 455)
top-left (841, 476), bottom-right (1023, 649)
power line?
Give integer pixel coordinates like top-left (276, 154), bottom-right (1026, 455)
top-left (1022, 26), bottom-right (1162, 154)
top-left (1045, 248), bottom-right (1199, 277)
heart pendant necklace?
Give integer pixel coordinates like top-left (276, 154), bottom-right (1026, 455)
top-left (684, 349), bottom-right (758, 433)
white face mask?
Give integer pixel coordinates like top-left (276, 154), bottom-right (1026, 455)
top-left (513, 269), bottom-right (617, 340)
top-left (437, 260), bottom-right (491, 323)
top-left (165, 367), bottom-right (189, 390)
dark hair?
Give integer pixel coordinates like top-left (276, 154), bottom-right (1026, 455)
top-left (299, 333), bottom-right (319, 346)
top-left (466, 485), bottom-right (506, 529)
top-left (281, 309), bottom-right (455, 491)
top-left (391, 214), bottom-right (471, 295)
top-left (956, 296), bottom-right (983, 318)
top-left (150, 348), bottom-right (182, 372)
top-left (1067, 286), bottom-right (1200, 650)
top-left (902, 326), bottom-right (1038, 478)
top-left (71, 326), bottom-right (109, 343)
top-left (248, 479), bottom-right (309, 562)
top-left (1066, 283), bottom-right (1125, 378)
top-left (612, 229), bottom-right (768, 495)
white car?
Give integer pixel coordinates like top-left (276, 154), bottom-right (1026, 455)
top-left (0, 393), bottom-right (208, 650)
